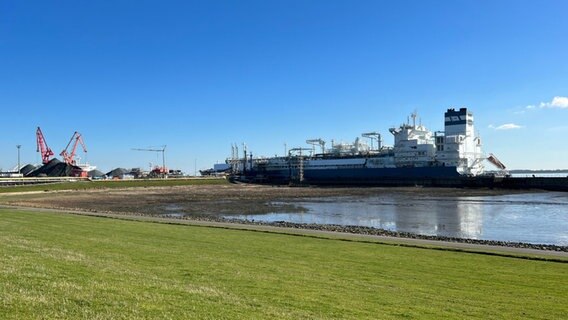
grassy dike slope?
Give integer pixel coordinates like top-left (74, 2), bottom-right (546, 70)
top-left (1, 209), bottom-right (566, 319)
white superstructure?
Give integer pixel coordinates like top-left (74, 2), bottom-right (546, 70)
top-left (435, 108), bottom-right (484, 175)
top-left (389, 112), bottom-right (437, 168)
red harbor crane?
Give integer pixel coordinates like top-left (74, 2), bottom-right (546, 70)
top-left (36, 127), bottom-right (54, 164)
top-left (60, 131), bottom-right (87, 166)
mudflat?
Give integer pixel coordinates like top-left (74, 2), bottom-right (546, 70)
top-left (0, 184), bottom-right (526, 216)
top-left (2, 183), bottom-right (566, 255)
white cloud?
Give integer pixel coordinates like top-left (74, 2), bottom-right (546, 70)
top-left (550, 96), bottom-right (568, 108)
top-left (490, 123), bottom-right (523, 130)
top-left (528, 96), bottom-right (568, 109)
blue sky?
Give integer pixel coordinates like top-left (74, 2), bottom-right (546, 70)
top-left (1, 0), bottom-right (567, 173)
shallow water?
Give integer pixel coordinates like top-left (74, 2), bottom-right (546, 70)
top-left (225, 192), bottom-right (568, 246)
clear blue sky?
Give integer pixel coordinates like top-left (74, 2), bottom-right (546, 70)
top-left (1, 0), bottom-right (567, 172)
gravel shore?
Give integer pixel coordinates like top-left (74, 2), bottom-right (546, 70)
top-left (157, 213), bottom-right (568, 252)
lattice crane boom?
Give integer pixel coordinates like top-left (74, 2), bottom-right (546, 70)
top-left (132, 145), bottom-right (167, 176)
top-left (60, 131), bottom-right (87, 165)
top-left (36, 127), bottom-right (54, 164)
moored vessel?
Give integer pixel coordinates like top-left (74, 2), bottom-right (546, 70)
top-left (215, 108), bottom-right (567, 190)
top-left (227, 108), bottom-right (493, 186)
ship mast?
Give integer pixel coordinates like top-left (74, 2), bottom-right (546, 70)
top-left (411, 112), bottom-right (417, 128)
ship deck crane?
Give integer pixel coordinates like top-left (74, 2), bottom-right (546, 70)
top-left (306, 139), bottom-right (326, 155)
top-left (362, 132), bottom-right (382, 151)
top-left (60, 131), bottom-right (87, 166)
top-left (132, 145), bottom-right (167, 177)
top-left (36, 127), bottom-right (54, 164)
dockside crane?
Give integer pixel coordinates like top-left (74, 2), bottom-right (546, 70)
top-left (60, 131), bottom-right (87, 166)
top-left (132, 145), bottom-right (167, 177)
top-left (36, 127), bottom-right (54, 164)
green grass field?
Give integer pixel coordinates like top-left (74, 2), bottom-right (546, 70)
top-left (0, 177), bottom-right (228, 193)
top-left (1, 208), bottom-right (566, 319)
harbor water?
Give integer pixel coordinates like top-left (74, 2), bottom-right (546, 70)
top-left (225, 192), bottom-right (568, 246)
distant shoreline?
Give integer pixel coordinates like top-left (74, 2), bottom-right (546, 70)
top-left (508, 169), bottom-right (568, 173)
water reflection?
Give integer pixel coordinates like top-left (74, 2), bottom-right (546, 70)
top-left (384, 197), bottom-right (481, 239)
top-left (226, 192), bottom-right (568, 245)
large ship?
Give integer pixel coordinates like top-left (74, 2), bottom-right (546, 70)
top-left (227, 108), bottom-right (496, 186)
top-left (227, 108), bottom-right (500, 187)
top-left (203, 107), bottom-right (566, 190)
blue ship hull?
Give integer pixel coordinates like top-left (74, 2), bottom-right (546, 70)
top-left (231, 168), bottom-right (568, 190)
top-left (304, 166), bottom-right (460, 182)
top-left (235, 166), bottom-right (462, 186)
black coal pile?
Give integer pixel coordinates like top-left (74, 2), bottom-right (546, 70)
top-left (19, 164), bottom-right (37, 176)
top-left (106, 168), bottom-right (128, 178)
top-left (27, 158), bottom-right (77, 177)
top-left (88, 169), bottom-right (105, 178)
